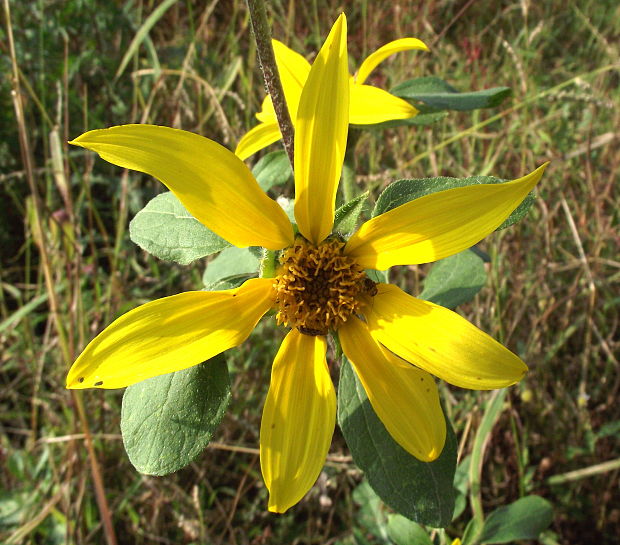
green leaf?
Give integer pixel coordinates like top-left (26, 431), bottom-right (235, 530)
top-left (373, 176), bottom-right (535, 231)
top-left (355, 109), bottom-right (448, 130)
top-left (391, 77), bottom-right (511, 111)
top-left (251, 150), bottom-right (292, 191)
top-left (387, 514), bottom-right (433, 545)
top-left (352, 481), bottom-right (390, 543)
top-left (462, 518), bottom-right (483, 545)
top-left (338, 360), bottom-right (457, 527)
top-left (419, 250), bottom-right (487, 309)
top-left (476, 496), bottom-right (553, 544)
top-left (453, 455), bottom-right (471, 521)
top-left (121, 356), bottom-right (230, 476)
top-left (202, 246), bottom-right (260, 288)
top-left (334, 192), bottom-right (368, 235)
top-left (129, 192), bottom-right (230, 264)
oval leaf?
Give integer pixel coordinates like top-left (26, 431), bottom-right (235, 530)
top-left (338, 359), bottom-right (457, 527)
top-left (419, 250), bottom-right (487, 309)
top-left (476, 495), bottom-right (553, 544)
top-left (391, 77), bottom-right (511, 111)
top-left (373, 176), bottom-right (535, 231)
top-left (121, 356), bottom-right (230, 475)
top-left (129, 191), bottom-right (230, 264)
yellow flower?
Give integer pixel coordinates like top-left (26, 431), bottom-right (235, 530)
top-left (235, 32), bottom-right (429, 160)
top-left (67, 14), bottom-right (547, 513)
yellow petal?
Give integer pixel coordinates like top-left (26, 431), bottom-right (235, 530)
top-left (260, 330), bottom-right (335, 513)
top-left (355, 38), bottom-right (429, 85)
top-left (255, 94), bottom-right (276, 122)
top-left (350, 83), bottom-right (418, 124)
top-left (339, 317), bottom-right (446, 461)
top-left (252, 41), bottom-right (310, 127)
top-left (366, 283), bottom-right (528, 389)
top-left (234, 121), bottom-right (282, 160)
top-left (272, 39), bottom-right (311, 120)
top-left (294, 13), bottom-right (349, 244)
top-left (67, 278), bottom-right (274, 389)
top-left (346, 163), bottom-right (548, 269)
top-left (71, 125), bottom-right (293, 250)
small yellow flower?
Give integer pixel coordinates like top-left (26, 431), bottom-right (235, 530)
top-left (67, 14), bottom-right (547, 513)
top-left (235, 32), bottom-right (429, 160)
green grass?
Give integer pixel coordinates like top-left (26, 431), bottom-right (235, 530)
top-left (1, 0), bottom-right (619, 543)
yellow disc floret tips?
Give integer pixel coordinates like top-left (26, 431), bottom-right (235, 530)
top-left (273, 237), bottom-right (376, 335)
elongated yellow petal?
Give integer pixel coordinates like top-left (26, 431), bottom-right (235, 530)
top-left (272, 39), bottom-right (311, 120)
top-left (294, 14), bottom-right (349, 244)
top-left (367, 283), bottom-right (528, 389)
top-left (339, 317), bottom-right (446, 461)
top-left (260, 330), bottom-right (335, 513)
top-left (356, 38), bottom-right (429, 85)
top-left (350, 82), bottom-right (418, 124)
top-left (67, 278), bottom-right (274, 389)
top-left (71, 125), bottom-right (293, 250)
top-left (235, 121), bottom-right (282, 160)
top-left (346, 163), bottom-right (548, 269)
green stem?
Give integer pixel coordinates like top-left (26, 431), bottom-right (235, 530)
top-left (246, 0), bottom-right (295, 166)
top-left (469, 389), bottom-right (507, 526)
top-left (342, 129), bottom-right (360, 203)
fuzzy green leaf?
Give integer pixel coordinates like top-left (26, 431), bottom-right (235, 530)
top-left (338, 360), bottom-right (457, 527)
top-left (129, 192), bottom-right (230, 264)
top-left (391, 77), bottom-right (511, 111)
top-left (334, 192), bottom-right (368, 235)
top-left (373, 176), bottom-right (535, 230)
top-left (121, 356), bottom-right (230, 476)
top-left (419, 250), bottom-right (487, 309)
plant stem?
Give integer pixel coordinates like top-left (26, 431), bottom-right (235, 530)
top-left (342, 129), bottom-right (361, 202)
top-left (246, 0), bottom-right (295, 166)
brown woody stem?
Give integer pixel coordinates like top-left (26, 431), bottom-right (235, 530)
top-left (246, 0), bottom-right (295, 166)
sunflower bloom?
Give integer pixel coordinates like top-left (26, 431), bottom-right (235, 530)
top-left (67, 14), bottom-right (548, 513)
top-left (235, 33), bottom-right (428, 160)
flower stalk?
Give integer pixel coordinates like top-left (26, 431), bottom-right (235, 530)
top-left (246, 0), bottom-right (295, 166)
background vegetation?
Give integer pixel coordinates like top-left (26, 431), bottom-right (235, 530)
top-left (1, 0), bottom-right (618, 543)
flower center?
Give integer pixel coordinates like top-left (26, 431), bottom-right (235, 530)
top-left (273, 237), bottom-right (377, 336)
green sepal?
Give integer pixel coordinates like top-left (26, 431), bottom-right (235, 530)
top-left (129, 191), bottom-right (230, 264)
top-left (338, 359), bottom-right (457, 527)
top-left (391, 76), bottom-right (511, 111)
top-left (373, 176), bottom-right (535, 230)
top-left (419, 250), bottom-right (487, 309)
top-left (120, 356), bottom-right (230, 476)
top-left (334, 192), bottom-right (368, 236)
